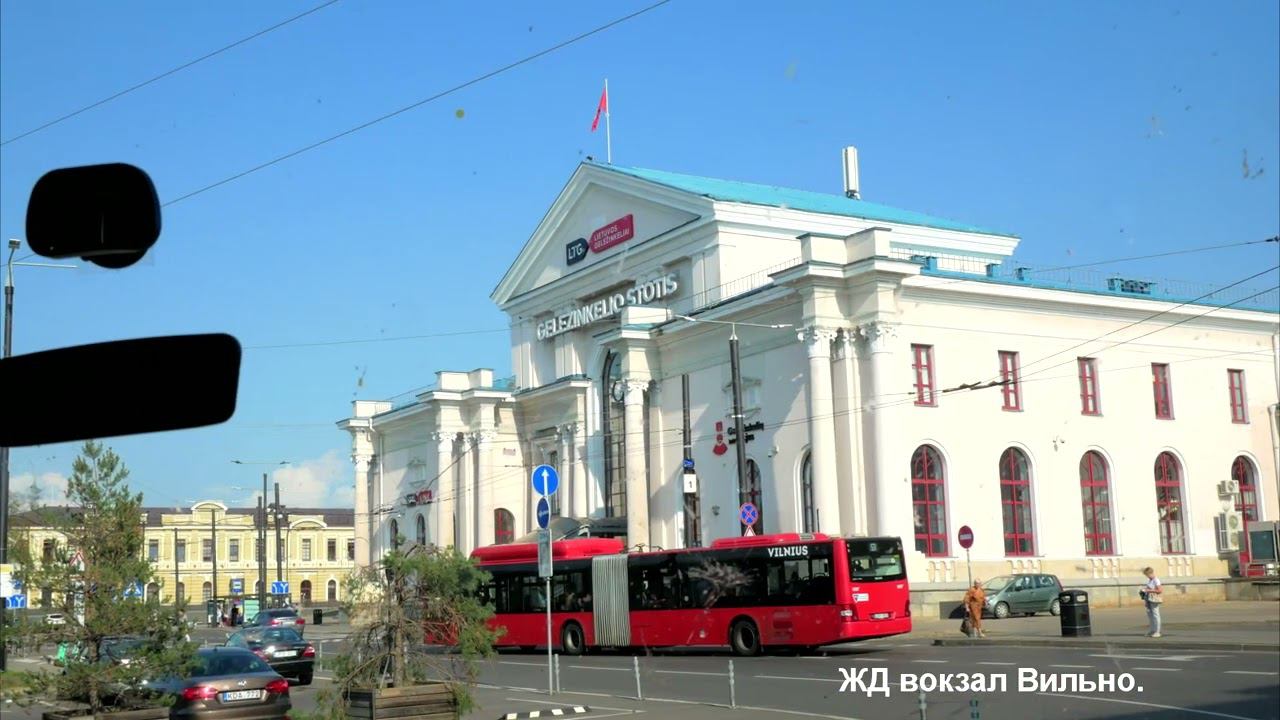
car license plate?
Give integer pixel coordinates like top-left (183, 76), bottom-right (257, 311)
top-left (871, 612), bottom-right (891, 620)
top-left (274, 650), bottom-right (297, 658)
top-left (220, 690), bottom-right (262, 702)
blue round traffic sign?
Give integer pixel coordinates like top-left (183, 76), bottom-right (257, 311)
top-left (682, 458), bottom-right (695, 470)
top-left (537, 497), bottom-right (551, 529)
top-left (739, 502), bottom-right (758, 526)
top-left (532, 464), bottom-right (560, 495)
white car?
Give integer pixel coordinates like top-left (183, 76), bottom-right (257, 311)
top-left (44, 613), bottom-right (67, 625)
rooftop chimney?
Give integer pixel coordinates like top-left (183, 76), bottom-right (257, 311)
top-left (842, 146), bottom-right (861, 199)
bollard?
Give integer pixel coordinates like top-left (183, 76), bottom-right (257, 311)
top-left (917, 690), bottom-right (927, 720)
top-left (729, 659), bottom-right (737, 709)
top-left (633, 655), bottom-right (642, 700)
top-left (969, 698), bottom-right (980, 719)
top-left (554, 653), bottom-right (561, 694)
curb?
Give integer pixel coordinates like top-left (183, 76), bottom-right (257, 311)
top-left (500, 707), bottom-right (590, 719)
top-left (932, 638), bottom-right (1279, 652)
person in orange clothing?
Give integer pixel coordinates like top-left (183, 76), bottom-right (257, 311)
top-left (963, 579), bottom-right (987, 638)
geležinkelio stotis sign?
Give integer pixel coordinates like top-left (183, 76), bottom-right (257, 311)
top-left (566, 214), bottom-right (635, 266)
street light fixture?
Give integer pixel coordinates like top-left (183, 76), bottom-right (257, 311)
top-left (0, 238), bottom-right (78, 673)
top-left (230, 461), bottom-right (290, 609)
top-left (674, 315), bottom-right (793, 535)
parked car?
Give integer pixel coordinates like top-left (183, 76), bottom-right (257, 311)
top-left (148, 647), bottom-right (291, 720)
top-left (246, 608), bottom-right (305, 631)
top-left (44, 613), bottom-right (67, 625)
top-left (983, 574), bottom-right (1064, 619)
top-left (225, 627), bottom-right (315, 685)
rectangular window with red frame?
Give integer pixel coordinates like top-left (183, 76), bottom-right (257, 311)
top-left (912, 344), bottom-right (937, 406)
top-left (1228, 369), bottom-right (1248, 423)
top-left (1078, 357), bottom-right (1100, 415)
top-left (999, 351), bottom-right (1022, 411)
top-left (1151, 363), bottom-right (1173, 419)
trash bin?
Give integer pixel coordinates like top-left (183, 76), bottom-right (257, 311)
top-left (313, 608), bottom-right (323, 625)
top-left (1058, 589), bottom-right (1091, 637)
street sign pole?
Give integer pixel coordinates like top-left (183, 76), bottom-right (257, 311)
top-left (531, 465), bottom-right (559, 697)
top-left (966, 548), bottom-right (972, 588)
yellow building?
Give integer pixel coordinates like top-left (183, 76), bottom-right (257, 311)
top-left (11, 501), bottom-right (356, 608)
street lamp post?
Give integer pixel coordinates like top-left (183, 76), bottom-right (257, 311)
top-left (231, 461), bottom-right (287, 609)
top-left (1, 239), bottom-right (76, 673)
top-left (675, 316), bottom-right (792, 535)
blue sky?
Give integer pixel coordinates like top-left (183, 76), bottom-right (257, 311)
top-left (2, 0), bottom-right (1277, 509)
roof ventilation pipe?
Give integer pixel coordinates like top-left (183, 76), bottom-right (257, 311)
top-left (842, 146), bottom-right (861, 199)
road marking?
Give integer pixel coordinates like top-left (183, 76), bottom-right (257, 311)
top-left (754, 675), bottom-right (842, 683)
top-left (1224, 670), bottom-right (1279, 676)
top-left (567, 665), bottom-right (630, 672)
top-left (501, 661), bottom-right (552, 667)
top-left (1039, 692), bottom-right (1264, 720)
top-left (1049, 664), bottom-right (1093, 669)
top-left (1089, 654), bottom-right (1221, 663)
top-left (504, 697), bottom-right (635, 713)
top-left (848, 657), bottom-right (887, 663)
top-left (1131, 667), bottom-right (1181, 672)
top-left (911, 659), bottom-right (948, 664)
top-left (479, 684), bottom-right (867, 720)
top-left (653, 670), bottom-right (723, 676)
top-left (976, 662), bottom-right (1016, 666)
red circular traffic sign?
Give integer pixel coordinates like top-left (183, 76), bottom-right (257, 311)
top-left (957, 525), bottom-right (974, 550)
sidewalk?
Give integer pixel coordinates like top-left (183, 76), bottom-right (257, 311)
top-left (914, 600), bottom-right (1280, 652)
top-left (469, 684), bottom-right (842, 720)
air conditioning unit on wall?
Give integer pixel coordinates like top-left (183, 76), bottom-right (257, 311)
top-left (1217, 512), bottom-right (1243, 551)
top-left (1217, 479), bottom-right (1241, 497)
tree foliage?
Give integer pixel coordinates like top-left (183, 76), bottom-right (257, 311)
top-left (2, 441), bottom-right (196, 714)
top-left (308, 546), bottom-right (498, 720)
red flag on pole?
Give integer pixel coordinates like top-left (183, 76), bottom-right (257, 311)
top-left (590, 85), bottom-right (608, 132)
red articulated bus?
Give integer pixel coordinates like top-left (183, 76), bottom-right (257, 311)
top-left (470, 532), bottom-right (910, 656)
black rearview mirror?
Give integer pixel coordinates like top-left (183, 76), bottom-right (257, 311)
top-left (0, 334), bottom-right (240, 447)
top-left (26, 163), bottom-right (161, 269)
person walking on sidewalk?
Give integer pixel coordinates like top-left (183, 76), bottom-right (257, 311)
top-left (1140, 566), bottom-right (1164, 638)
top-left (963, 579), bottom-right (987, 638)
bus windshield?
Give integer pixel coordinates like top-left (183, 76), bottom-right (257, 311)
top-left (845, 538), bottom-right (906, 581)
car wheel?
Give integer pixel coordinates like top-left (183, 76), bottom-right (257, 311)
top-left (730, 619), bottom-right (761, 657)
top-left (993, 602), bottom-right (1010, 620)
top-left (560, 621), bottom-right (585, 657)
top-left (1049, 598), bottom-right (1061, 616)
top-left (298, 671), bottom-right (313, 686)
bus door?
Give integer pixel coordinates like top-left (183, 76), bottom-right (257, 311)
top-left (591, 554), bottom-right (630, 647)
top-left (625, 555), bottom-right (684, 647)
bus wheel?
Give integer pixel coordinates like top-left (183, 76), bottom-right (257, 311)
top-left (561, 621), bottom-right (585, 656)
top-left (730, 619), bottom-right (761, 656)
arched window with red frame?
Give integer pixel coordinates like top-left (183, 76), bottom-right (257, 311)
top-left (494, 508), bottom-right (515, 545)
top-left (911, 445), bottom-right (948, 556)
top-left (1154, 452), bottom-right (1186, 554)
top-left (1079, 451), bottom-right (1114, 555)
top-left (1232, 456), bottom-right (1260, 562)
top-left (999, 448), bottom-right (1035, 556)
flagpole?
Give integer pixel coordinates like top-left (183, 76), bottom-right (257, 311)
top-left (604, 78), bottom-right (612, 164)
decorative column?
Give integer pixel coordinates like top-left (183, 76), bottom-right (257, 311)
top-left (857, 321), bottom-right (899, 538)
top-left (623, 379), bottom-right (651, 547)
top-left (560, 423), bottom-right (583, 518)
top-left (831, 328), bottom-right (866, 535)
top-left (473, 429), bottom-right (497, 551)
top-left (431, 431), bottom-right (455, 549)
top-left (798, 326), bottom-right (842, 534)
top-left (351, 453), bottom-right (372, 567)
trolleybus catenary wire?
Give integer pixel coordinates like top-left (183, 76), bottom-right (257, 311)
top-left (0, 0), bottom-right (344, 147)
top-left (159, 0), bottom-right (674, 208)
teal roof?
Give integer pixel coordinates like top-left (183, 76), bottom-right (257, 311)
top-left (597, 163), bottom-right (1018, 238)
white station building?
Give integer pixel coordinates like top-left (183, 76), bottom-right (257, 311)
top-left (340, 151), bottom-right (1280, 610)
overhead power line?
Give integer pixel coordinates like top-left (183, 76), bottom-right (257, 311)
top-left (243, 327), bottom-right (507, 350)
top-left (161, 0), bottom-right (674, 207)
top-left (0, 0), bottom-right (343, 147)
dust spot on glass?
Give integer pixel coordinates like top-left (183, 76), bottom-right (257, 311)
top-left (455, 108), bottom-right (465, 119)
top-left (784, 61), bottom-right (798, 80)
top-left (1184, 105), bottom-right (1192, 112)
top-left (1145, 116), bottom-right (1164, 138)
top-left (1241, 150), bottom-right (1265, 179)
top-left (528, 25), bottom-right (534, 32)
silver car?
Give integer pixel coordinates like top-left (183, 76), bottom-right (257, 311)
top-left (983, 574), bottom-right (1063, 619)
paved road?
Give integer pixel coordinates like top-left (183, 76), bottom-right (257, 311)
top-left (468, 638), bottom-right (1280, 720)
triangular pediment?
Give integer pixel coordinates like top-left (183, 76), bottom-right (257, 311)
top-left (491, 163), bottom-right (707, 307)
